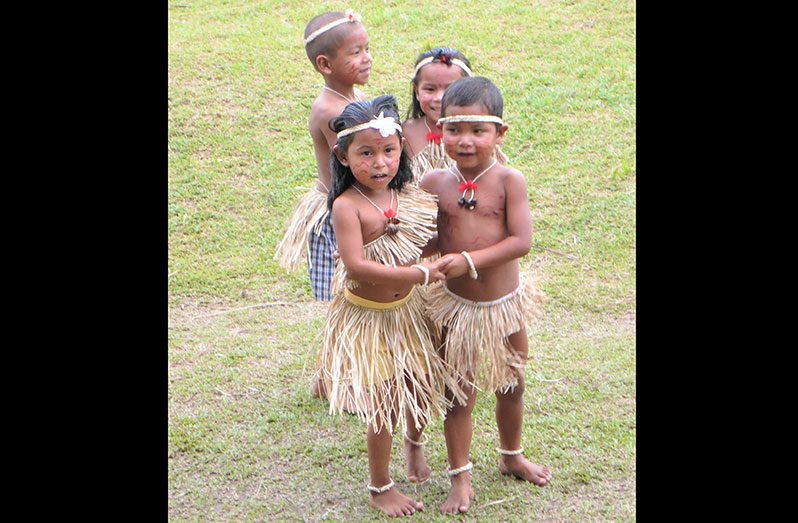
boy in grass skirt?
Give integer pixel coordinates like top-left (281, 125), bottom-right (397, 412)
top-left (419, 76), bottom-right (552, 515)
top-left (274, 8), bottom-right (372, 300)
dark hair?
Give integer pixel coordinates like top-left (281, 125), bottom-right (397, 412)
top-left (407, 47), bottom-right (472, 120)
top-left (440, 76), bottom-right (504, 129)
top-left (328, 95), bottom-right (413, 210)
top-left (304, 12), bottom-right (363, 69)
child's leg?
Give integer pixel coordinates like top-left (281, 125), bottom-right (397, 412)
top-left (308, 217), bottom-right (333, 398)
top-left (440, 327), bottom-right (478, 514)
top-left (403, 377), bottom-right (431, 483)
top-left (367, 414), bottom-right (424, 516)
top-left (310, 373), bottom-right (326, 398)
top-left (494, 329), bottom-right (553, 486)
top-left (441, 383), bottom-right (477, 514)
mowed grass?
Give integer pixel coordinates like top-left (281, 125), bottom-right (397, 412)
top-left (169, 0), bottom-right (635, 520)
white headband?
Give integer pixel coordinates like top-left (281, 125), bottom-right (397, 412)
top-left (304, 9), bottom-right (362, 46)
top-left (413, 56), bottom-right (473, 78)
top-left (337, 111), bottom-right (403, 139)
top-left (437, 115), bottom-right (504, 125)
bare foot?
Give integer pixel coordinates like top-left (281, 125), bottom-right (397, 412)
top-left (310, 375), bottom-right (325, 398)
top-left (403, 438), bottom-right (431, 483)
top-left (440, 472), bottom-right (474, 515)
top-left (369, 488), bottom-right (424, 517)
top-left (498, 455), bottom-right (553, 486)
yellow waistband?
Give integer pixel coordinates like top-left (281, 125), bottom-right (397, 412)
top-left (343, 287), bottom-right (414, 310)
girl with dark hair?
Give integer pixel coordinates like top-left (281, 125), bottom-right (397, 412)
top-left (314, 95), bottom-right (466, 517)
top-left (401, 47), bottom-right (472, 182)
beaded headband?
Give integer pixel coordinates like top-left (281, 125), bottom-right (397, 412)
top-left (337, 111), bottom-right (403, 139)
top-left (304, 9), bottom-right (362, 46)
top-left (437, 115), bottom-right (504, 125)
top-left (413, 56), bottom-right (472, 78)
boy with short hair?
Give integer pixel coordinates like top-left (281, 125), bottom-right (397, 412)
top-left (275, 8), bottom-right (372, 301)
top-left (419, 76), bottom-right (553, 515)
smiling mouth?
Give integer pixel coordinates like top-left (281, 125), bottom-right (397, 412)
top-left (371, 173), bottom-right (388, 180)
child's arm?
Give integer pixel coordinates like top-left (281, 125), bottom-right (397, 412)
top-left (442, 169), bottom-right (532, 277)
top-left (309, 105), bottom-right (343, 183)
top-left (333, 199), bottom-right (451, 285)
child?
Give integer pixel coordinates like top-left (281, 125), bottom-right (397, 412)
top-left (274, 8), bottom-right (371, 301)
top-left (315, 95), bottom-right (467, 517)
top-left (402, 47), bottom-right (472, 183)
top-left (418, 76), bottom-right (553, 515)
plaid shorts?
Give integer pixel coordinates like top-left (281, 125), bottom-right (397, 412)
top-left (307, 213), bottom-right (337, 301)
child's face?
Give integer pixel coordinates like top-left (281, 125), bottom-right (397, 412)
top-left (414, 63), bottom-right (465, 123)
top-left (339, 129), bottom-right (403, 191)
top-left (440, 103), bottom-right (507, 170)
top-left (328, 25), bottom-right (372, 85)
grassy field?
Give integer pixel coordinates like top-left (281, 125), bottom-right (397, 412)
top-left (168, 0), bottom-right (635, 520)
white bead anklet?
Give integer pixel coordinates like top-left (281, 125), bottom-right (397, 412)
top-left (367, 480), bottom-right (395, 494)
top-left (496, 447), bottom-right (524, 455)
top-left (446, 461), bottom-right (473, 477)
top-left (404, 432), bottom-right (429, 447)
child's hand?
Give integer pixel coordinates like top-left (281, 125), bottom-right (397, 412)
top-left (440, 253), bottom-right (470, 279)
top-left (424, 257), bottom-right (452, 283)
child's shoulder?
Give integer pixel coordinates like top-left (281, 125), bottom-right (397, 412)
top-left (309, 95), bottom-right (347, 127)
top-left (309, 97), bottom-right (336, 120)
top-left (497, 164), bottom-right (528, 187)
top-left (401, 117), bottom-right (423, 133)
top-left (331, 187), bottom-right (360, 212)
top-left (417, 167), bottom-right (451, 192)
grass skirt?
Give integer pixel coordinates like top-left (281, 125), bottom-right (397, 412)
top-left (317, 287), bottom-right (467, 434)
top-left (409, 141), bottom-right (455, 184)
top-left (274, 187), bottom-right (329, 272)
top-left (425, 276), bottom-right (545, 393)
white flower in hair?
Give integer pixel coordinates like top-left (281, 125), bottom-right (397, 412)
top-left (344, 8), bottom-right (362, 22)
top-left (369, 111), bottom-right (398, 137)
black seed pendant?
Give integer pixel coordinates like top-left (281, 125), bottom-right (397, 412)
top-left (458, 197), bottom-right (467, 206)
top-left (467, 199), bottom-right (477, 210)
top-left (385, 217), bottom-right (400, 236)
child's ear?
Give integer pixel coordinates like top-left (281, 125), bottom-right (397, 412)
top-left (496, 124), bottom-right (509, 144)
top-left (316, 54), bottom-right (333, 75)
top-left (436, 122), bottom-right (443, 130)
top-left (400, 136), bottom-right (407, 150)
top-left (333, 144), bottom-right (349, 166)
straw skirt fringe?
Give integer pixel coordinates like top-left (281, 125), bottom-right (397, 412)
top-left (409, 142), bottom-right (455, 184)
top-left (317, 288), bottom-right (466, 434)
top-left (426, 276), bottom-right (545, 393)
top-left (274, 187), bottom-right (329, 272)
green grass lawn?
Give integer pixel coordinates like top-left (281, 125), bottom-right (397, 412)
top-left (169, 0), bottom-right (635, 520)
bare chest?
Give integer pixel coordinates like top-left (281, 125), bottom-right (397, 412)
top-left (436, 178), bottom-right (508, 248)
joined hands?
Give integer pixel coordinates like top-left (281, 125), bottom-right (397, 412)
top-left (437, 253), bottom-right (470, 279)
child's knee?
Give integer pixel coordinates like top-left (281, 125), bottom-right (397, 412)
top-left (497, 376), bottom-right (525, 402)
top-left (507, 330), bottom-right (529, 360)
